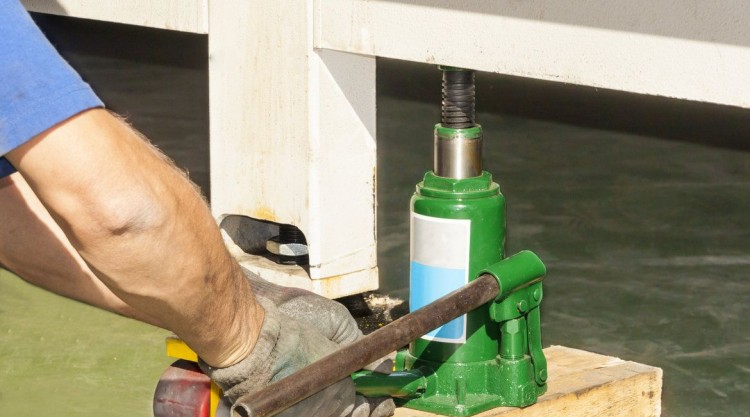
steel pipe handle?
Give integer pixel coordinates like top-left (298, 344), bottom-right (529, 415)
top-left (232, 274), bottom-right (501, 417)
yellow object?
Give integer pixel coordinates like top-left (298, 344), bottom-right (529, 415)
top-left (210, 382), bottom-right (222, 417)
top-left (166, 335), bottom-right (199, 362)
top-left (166, 336), bottom-right (222, 417)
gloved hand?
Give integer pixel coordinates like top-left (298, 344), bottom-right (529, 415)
top-left (241, 266), bottom-right (362, 345)
top-left (200, 296), bottom-right (394, 417)
top-left (240, 266), bottom-right (394, 374)
top-left (221, 229), bottom-right (368, 347)
top-left (242, 267), bottom-right (396, 409)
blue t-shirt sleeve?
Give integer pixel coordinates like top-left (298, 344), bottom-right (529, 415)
top-left (0, 158), bottom-right (16, 177)
top-left (0, 0), bottom-right (104, 177)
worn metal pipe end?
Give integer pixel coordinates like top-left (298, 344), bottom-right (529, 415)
top-left (233, 403), bottom-right (252, 417)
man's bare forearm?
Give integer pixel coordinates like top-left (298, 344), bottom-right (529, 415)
top-left (0, 172), bottom-right (164, 327)
top-left (6, 109), bottom-right (262, 367)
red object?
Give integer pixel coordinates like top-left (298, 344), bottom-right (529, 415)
top-left (153, 360), bottom-right (211, 417)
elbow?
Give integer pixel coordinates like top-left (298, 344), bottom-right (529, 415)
top-left (70, 190), bottom-right (169, 245)
top-left (99, 196), bottom-right (165, 237)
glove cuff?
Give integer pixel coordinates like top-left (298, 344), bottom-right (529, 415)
top-left (198, 295), bottom-right (282, 402)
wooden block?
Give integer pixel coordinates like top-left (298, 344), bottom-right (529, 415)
top-left (394, 346), bottom-right (662, 417)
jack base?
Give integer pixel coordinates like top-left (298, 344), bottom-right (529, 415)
top-left (399, 354), bottom-right (547, 416)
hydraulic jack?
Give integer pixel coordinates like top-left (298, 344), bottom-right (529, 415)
top-left (235, 252), bottom-right (547, 417)
top-left (231, 67), bottom-right (548, 417)
top-left (155, 67), bottom-right (548, 417)
top-left (394, 66), bottom-right (548, 415)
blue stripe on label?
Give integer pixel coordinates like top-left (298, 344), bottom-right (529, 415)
top-left (410, 261), bottom-right (467, 342)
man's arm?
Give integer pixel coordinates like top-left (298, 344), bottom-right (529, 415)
top-left (0, 171), bottom-right (163, 327)
top-left (6, 108), bottom-right (262, 367)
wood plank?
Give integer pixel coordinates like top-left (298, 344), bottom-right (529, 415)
top-left (22, 0), bottom-right (208, 33)
top-left (394, 346), bottom-right (662, 417)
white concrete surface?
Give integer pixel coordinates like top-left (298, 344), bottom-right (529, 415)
top-left (317, 0), bottom-right (750, 108)
top-left (21, 0), bottom-right (207, 33)
top-left (207, 1), bottom-right (378, 294)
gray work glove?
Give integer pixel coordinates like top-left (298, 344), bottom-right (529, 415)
top-left (241, 267), bottom-right (396, 404)
top-left (241, 267), bottom-right (392, 372)
top-left (222, 230), bottom-right (389, 367)
top-left (241, 266), bottom-right (363, 346)
top-left (200, 296), bottom-right (394, 417)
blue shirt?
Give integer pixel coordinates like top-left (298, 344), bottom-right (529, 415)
top-left (0, 0), bottom-right (103, 177)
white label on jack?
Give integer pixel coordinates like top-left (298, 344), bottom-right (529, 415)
top-left (410, 212), bottom-right (471, 343)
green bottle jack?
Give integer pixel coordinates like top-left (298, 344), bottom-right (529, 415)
top-left (398, 66), bottom-right (547, 416)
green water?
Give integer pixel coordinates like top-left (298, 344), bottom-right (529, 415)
top-left (0, 270), bottom-right (172, 416)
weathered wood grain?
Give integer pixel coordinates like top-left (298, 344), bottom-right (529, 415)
top-left (394, 346), bottom-right (662, 417)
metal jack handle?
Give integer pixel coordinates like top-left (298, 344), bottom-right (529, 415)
top-left (232, 274), bottom-right (501, 417)
top-left (232, 251), bottom-right (547, 417)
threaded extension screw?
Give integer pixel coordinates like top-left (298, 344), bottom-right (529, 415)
top-left (441, 69), bottom-right (475, 128)
top-left (268, 224), bottom-right (308, 266)
top-left (279, 225), bottom-right (306, 244)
